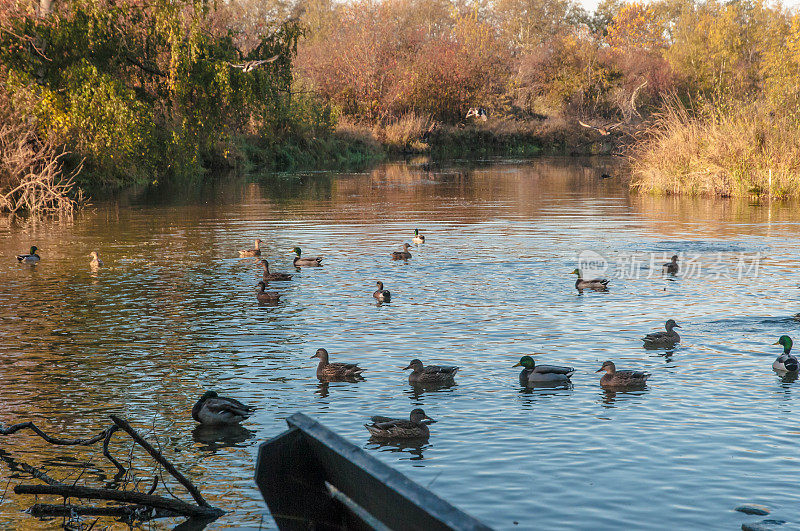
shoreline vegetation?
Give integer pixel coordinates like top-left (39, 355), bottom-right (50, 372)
top-left (3, 0), bottom-right (800, 214)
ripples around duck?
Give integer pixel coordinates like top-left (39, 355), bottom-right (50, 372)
top-left (1, 157), bottom-right (800, 529)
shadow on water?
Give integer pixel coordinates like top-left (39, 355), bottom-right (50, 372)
top-left (365, 438), bottom-right (430, 461)
top-left (598, 387), bottom-right (649, 408)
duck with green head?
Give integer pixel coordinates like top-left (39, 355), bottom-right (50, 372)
top-left (191, 391), bottom-right (255, 425)
top-left (412, 229), bottom-right (425, 244)
top-left (16, 246), bottom-right (40, 264)
top-left (365, 408), bottom-right (435, 439)
top-left (773, 335), bottom-right (799, 372)
top-left (290, 247), bottom-right (322, 267)
top-left (571, 269), bottom-right (608, 292)
top-left (642, 319), bottom-right (681, 348)
top-left (514, 355), bottom-right (575, 386)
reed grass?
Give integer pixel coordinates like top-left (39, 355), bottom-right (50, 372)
top-left (630, 102), bottom-right (800, 198)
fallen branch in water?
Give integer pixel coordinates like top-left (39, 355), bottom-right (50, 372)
top-left (0, 416), bottom-right (225, 524)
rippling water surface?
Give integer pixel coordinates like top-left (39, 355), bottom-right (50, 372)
top-left (2, 157), bottom-right (800, 529)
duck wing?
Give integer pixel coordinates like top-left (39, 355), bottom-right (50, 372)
top-left (643, 331), bottom-right (667, 342)
top-left (533, 364), bottom-right (575, 375)
top-left (205, 398), bottom-right (255, 420)
top-left (327, 362), bottom-right (364, 376)
top-left (369, 415), bottom-right (399, 424)
top-left (615, 370), bottom-right (650, 381)
top-left (422, 365), bottom-right (459, 375)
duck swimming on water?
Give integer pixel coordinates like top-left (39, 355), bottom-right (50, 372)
top-left (514, 355), bottom-right (575, 386)
top-left (596, 360), bottom-right (649, 388)
top-left (192, 391), bottom-right (255, 425)
top-left (17, 246), bottom-right (40, 264)
top-left (373, 281), bottom-right (391, 302)
top-left (572, 269), bottom-right (608, 292)
top-left (365, 409), bottom-right (435, 439)
top-left (642, 319), bottom-right (681, 348)
top-left (412, 229), bottom-right (425, 244)
top-left (773, 335), bottom-right (799, 372)
top-left (404, 359), bottom-right (458, 385)
top-left (239, 239), bottom-right (263, 258)
top-left (260, 260), bottom-right (292, 281)
top-left (256, 281), bottom-right (281, 303)
top-left (663, 255), bottom-right (679, 275)
top-left (391, 243), bottom-right (412, 260)
top-left (290, 247), bottom-right (322, 267)
top-left (311, 348), bottom-right (364, 380)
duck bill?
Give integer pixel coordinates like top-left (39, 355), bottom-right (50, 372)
top-left (512, 362), bottom-right (521, 367)
top-left (595, 368), bottom-right (604, 373)
top-left (309, 354), bottom-right (318, 359)
top-left (673, 325), bottom-right (681, 328)
top-left (774, 341), bottom-right (781, 345)
top-left (403, 364), bottom-right (413, 370)
top-left (423, 417), bottom-right (436, 424)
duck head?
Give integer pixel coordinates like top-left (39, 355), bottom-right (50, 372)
top-left (596, 360), bottom-right (616, 374)
top-left (199, 390), bottom-right (218, 402)
top-left (257, 281), bottom-right (266, 292)
top-left (310, 348), bottom-right (329, 361)
top-left (291, 247), bottom-right (302, 257)
top-left (30, 245), bottom-right (38, 254)
top-left (89, 251), bottom-right (99, 259)
top-left (404, 359), bottom-right (424, 371)
top-left (665, 319), bottom-right (681, 331)
top-left (671, 255), bottom-right (678, 263)
top-left (775, 335), bottom-right (793, 354)
top-left (409, 408), bottom-right (435, 424)
top-left (414, 229), bottom-right (420, 235)
top-left (403, 243), bottom-right (411, 250)
top-left (376, 281), bottom-right (384, 290)
top-left (513, 355), bottom-right (536, 369)
top-left (571, 268), bottom-right (581, 277)
top-left (261, 259), bottom-right (269, 270)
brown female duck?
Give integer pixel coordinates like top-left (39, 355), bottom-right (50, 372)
top-left (260, 260), bottom-right (292, 281)
top-left (404, 359), bottom-right (458, 385)
top-left (391, 243), bottom-right (412, 260)
top-left (373, 281), bottom-right (391, 302)
top-left (596, 360), bottom-right (649, 388)
top-left (256, 281), bottom-right (281, 303)
top-left (311, 348), bottom-right (364, 380)
top-left (642, 319), bottom-right (681, 348)
top-left (365, 408), bottom-right (435, 439)
top-left (239, 239), bottom-right (263, 257)
top-left (663, 255), bottom-right (679, 275)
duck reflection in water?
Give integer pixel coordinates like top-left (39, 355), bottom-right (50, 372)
top-left (365, 438), bottom-right (429, 461)
top-left (192, 424), bottom-right (256, 452)
top-left (314, 379), bottom-right (364, 398)
top-left (599, 387), bottom-right (649, 407)
top-left (406, 381), bottom-right (457, 400)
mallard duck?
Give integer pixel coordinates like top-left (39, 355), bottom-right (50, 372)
top-left (191, 391), bottom-right (255, 425)
top-left (391, 243), bottom-right (412, 260)
top-left (365, 408), bottom-right (435, 439)
top-left (404, 359), bottom-right (458, 384)
top-left (572, 268), bottom-right (608, 291)
top-left (239, 239), bottom-right (263, 257)
top-left (290, 247), bottom-right (322, 267)
top-left (773, 335), bottom-right (799, 372)
top-left (663, 255), bottom-right (679, 275)
top-left (89, 251), bottom-right (103, 267)
top-left (373, 281), bottom-right (391, 302)
top-left (412, 229), bottom-right (425, 244)
top-left (642, 319), bottom-right (681, 348)
top-left (17, 246), bottom-right (40, 264)
top-left (311, 348), bottom-right (364, 380)
top-left (260, 260), bottom-right (292, 281)
top-left (256, 281), bottom-right (281, 303)
top-left (514, 355), bottom-right (575, 385)
top-left (596, 360), bottom-right (649, 388)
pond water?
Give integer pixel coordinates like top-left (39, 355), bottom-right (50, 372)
top-left (1, 157), bottom-right (800, 529)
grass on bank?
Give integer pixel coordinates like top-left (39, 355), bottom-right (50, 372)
top-left (630, 103), bottom-right (800, 199)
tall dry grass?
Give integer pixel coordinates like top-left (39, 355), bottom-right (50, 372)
top-left (630, 102), bottom-right (800, 198)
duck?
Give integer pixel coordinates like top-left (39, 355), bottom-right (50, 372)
top-left (663, 255), bottom-right (679, 275)
top-left (391, 243), bottom-right (412, 260)
top-left (16, 246), bottom-right (40, 264)
top-left (596, 360), bottom-right (650, 388)
top-left (89, 251), bottom-right (103, 267)
top-left (404, 359), bottom-right (458, 385)
top-left (572, 269), bottom-right (608, 292)
top-left (311, 348), bottom-right (364, 380)
top-left (412, 229), bottom-right (425, 244)
top-left (256, 281), bottom-right (281, 303)
top-left (365, 409), bottom-right (435, 439)
top-left (239, 239), bottom-right (263, 257)
top-left (290, 247), bottom-right (322, 267)
top-left (513, 355), bottom-right (575, 385)
top-left (373, 281), bottom-right (391, 302)
top-left (260, 260), bottom-right (292, 281)
top-left (642, 319), bottom-right (681, 348)
top-left (191, 391), bottom-right (255, 425)
top-left (773, 335), bottom-right (799, 372)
